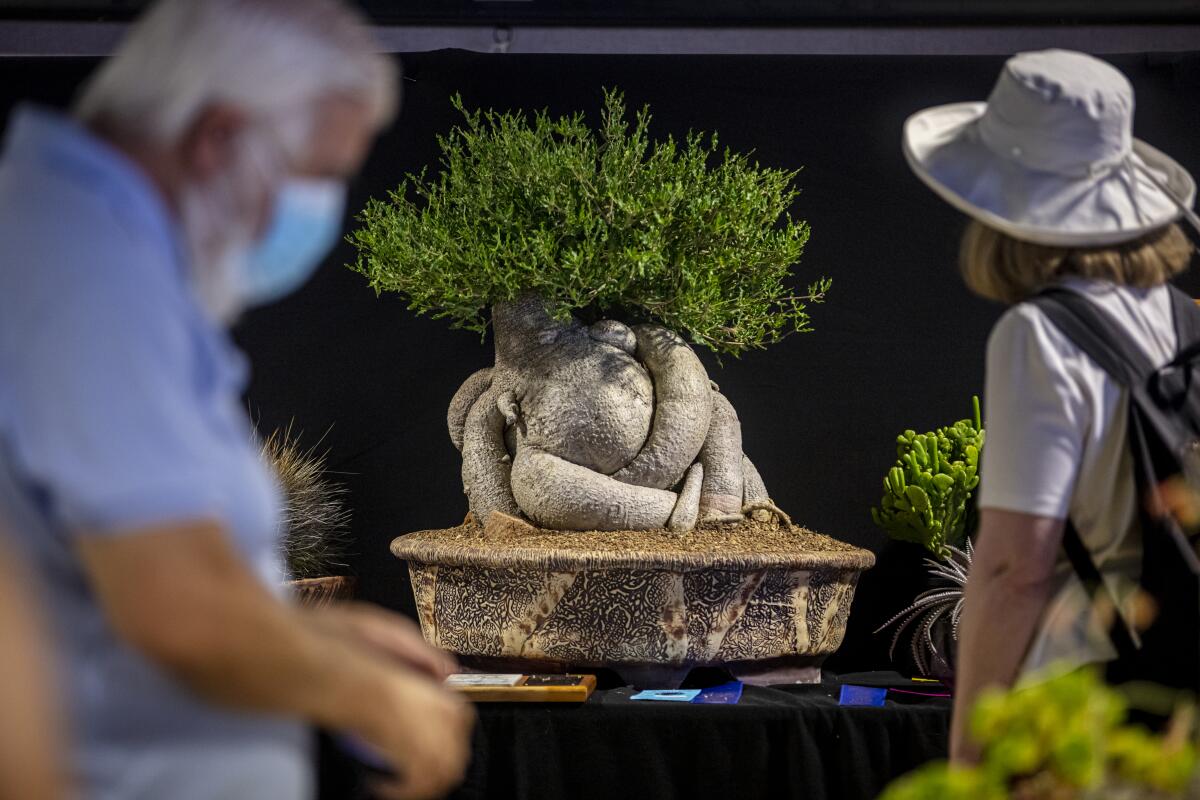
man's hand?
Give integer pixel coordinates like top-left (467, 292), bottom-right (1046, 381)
top-left (355, 668), bottom-right (475, 800)
top-left (309, 603), bottom-right (457, 681)
top-left (76, 521), bottom-right (475, 799)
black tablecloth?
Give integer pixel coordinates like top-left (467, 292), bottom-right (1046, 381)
top-left (448, 675), bottom-right (948, 800)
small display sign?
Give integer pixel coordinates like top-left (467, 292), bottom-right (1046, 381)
top-left (445, 673), bottom-right (597, 702)
top-left (445, 673), bottom-right (524, 687)
top-left (630, 689), bottom-right (702, 702)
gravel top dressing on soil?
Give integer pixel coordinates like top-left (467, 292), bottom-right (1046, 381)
top-left (392, 518), bottom-right (875, 572)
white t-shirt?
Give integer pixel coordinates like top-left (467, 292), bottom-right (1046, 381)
top-left (978, 277), bottom-right (1177, 674)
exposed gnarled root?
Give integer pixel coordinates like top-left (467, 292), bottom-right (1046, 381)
top-left (512, 447), bottom-right (680, 531)
top-left (698, 391), bottom-right (746, 518)
top-left (461, 388), bottom-right (523, 522)
top-left (742, 456), bottom-right (769, 504)
top-left (448, 368), bottom-right (494, 452)
top-left (742, 500), bottom-right (792, 527)
top-left (610, 325), bottom-right (713, 490)
top-left (588, 319), bottom-right (637, 355)
top-left (667, 463), bottom-right (704, 532)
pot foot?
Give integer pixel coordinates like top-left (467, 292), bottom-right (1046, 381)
top-left (727, 656), bottom-right (825, 686)
top-left (616, 664), bottom-right (692, 690)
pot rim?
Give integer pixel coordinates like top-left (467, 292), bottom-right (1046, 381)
top-left (391, 530), bottom-right (876, 573)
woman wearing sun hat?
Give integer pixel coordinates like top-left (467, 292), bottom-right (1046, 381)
top-left (903, 48), bottom-right (1200, 761)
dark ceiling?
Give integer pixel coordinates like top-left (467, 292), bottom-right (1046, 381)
top-left (2, 0), bottom-right (1199, 25)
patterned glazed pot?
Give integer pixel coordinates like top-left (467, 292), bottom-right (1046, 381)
top-left (392, 527), bottom-right (874, 687)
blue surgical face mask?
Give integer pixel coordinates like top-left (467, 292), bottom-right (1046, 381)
top-left (238, 177), bottom-right (347, 307)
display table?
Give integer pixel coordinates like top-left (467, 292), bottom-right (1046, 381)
top-left (449, 673), bottom-right (949, 800)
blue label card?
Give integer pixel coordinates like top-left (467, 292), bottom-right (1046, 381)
top-left (630, 689), bottom-right (703, 702)
top-left (838, 685), bottom-right (888, 707)
top-left (693, 681), bottom-right (744, 705)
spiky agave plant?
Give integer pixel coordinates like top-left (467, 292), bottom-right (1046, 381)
top-left (259, 426), bottom-right (352, 580)
top-left (874, 540), bottom-right (972, 677)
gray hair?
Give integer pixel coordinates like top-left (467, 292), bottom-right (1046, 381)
top-left (74, 0), bottom-right (399, 153)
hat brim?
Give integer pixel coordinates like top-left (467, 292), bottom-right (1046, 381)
top-left (903, 102), bottom-right (1197, 247)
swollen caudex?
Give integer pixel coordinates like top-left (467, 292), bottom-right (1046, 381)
top-left (453, 295), bottom-right (773, 533)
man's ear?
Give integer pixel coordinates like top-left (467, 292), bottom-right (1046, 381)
top-left (178, 104), bottom-right (247, 182)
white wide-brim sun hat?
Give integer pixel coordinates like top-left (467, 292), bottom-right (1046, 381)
top-left (903, 49), bottom-right (1199, 247)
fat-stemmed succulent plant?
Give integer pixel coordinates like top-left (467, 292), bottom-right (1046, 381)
top-left (874, 540), bottom-right (972, 677)
top-left (348, 89), bottom-right (823, 533)
top-left (872, 397), bottom-right (985, 559)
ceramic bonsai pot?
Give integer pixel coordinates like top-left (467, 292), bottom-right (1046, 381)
top-left (392, 520), bottom-right (874, 687)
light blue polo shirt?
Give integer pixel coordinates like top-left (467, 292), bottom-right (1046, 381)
top-left (0, 106), bottom-right (313, 799)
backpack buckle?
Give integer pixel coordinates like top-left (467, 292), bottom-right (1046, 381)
top-left (1150, 363), bottom-right (1192, 408)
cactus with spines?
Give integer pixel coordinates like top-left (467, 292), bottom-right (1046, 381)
top-left (259, 426), bottom-right (352, 581)
top-left (872, 397), bottom-right (985, 559)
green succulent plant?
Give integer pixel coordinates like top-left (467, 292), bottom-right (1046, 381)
top-left (348, 88), bottom-right (826, 357)
top-left (880, 667), bottom-right (1199, 800)
top-left (872, 396), bottom-right (985, 559)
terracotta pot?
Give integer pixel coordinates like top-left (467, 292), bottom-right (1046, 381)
top-left (287, 575), bottom-right (357, 608)
top-left (392, 529), bottom-right (874, 688)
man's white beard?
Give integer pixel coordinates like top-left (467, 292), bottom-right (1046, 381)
top-left (179, 131), bottom-right (281, 325)
top-left (180, 180), bottom-right (257, 325)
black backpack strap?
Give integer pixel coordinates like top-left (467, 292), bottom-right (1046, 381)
top-left (1026, 288), bottom-right (1159, 662)
top-left (1168, 285), bottom-right (1200, 351)
top-left (1030, 287), bottom-right (1156, 390)
top-left (1060, 520), bottom-right (1141, 661)
top-left (1030, 287), bottom-right (1200, 492)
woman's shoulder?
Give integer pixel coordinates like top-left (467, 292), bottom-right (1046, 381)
top-left (989, 280), bottom-right (1176, 368)
top-left (985, 293), bottom-right (1113, 402)
top-left (987, 300), bottom-right (1074, 361)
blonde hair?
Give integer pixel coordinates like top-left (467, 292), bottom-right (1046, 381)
top-left (959, 221), bottom-right (1194, 304)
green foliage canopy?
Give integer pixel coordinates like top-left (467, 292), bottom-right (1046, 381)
top-left (871, 397), bottom-right (985, 559)
top-left (348, 90), bottom-right (825, 356)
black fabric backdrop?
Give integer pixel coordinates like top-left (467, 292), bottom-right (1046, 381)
top-left (3, 50), bottom-right (1200, 672)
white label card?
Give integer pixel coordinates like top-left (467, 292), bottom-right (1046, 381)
top-left (445, 673), bottom-right (524, 687)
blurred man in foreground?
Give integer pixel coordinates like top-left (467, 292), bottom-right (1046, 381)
top-left (0, 1), bottom-right (473, 798)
